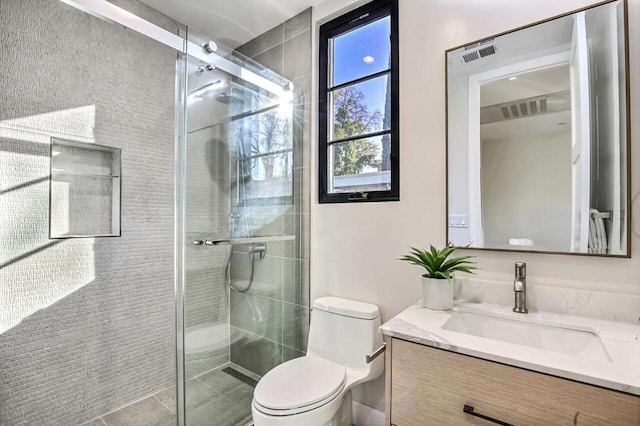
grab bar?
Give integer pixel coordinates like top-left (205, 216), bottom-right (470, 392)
top-left (204, 239), bottom-right (231, 246)
top-left (193, 235), bottom-right (296, 247)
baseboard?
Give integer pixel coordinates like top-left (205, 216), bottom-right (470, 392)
top-left (352, 401), bottom-right (385, 426)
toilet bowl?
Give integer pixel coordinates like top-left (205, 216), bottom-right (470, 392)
top-left (252, 297), bottom-right (384, 426)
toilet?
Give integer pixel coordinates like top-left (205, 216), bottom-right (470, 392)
top-left (251, 296), bottom-right (384, 426)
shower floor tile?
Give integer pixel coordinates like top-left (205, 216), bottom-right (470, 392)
top-left (85, 363), bottom-right (256, 426)
top-left (186, 394), bottom-right (252, 426)
top-left (157, 378), bottom-right (222, 414)
top-left (101, 396), bottom-right (176, 426)
top-left (194, 365), bottom-right (255, 426)
top-left (198, 369), bottom-right (247, 394)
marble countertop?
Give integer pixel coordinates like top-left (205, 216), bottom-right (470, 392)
top-left (380, 302), bottom-right (640, 396)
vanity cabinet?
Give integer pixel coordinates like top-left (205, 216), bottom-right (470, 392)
top-left (385, 337), bottom-right (640, 425)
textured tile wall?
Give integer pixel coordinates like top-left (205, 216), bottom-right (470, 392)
top-left (0, 0), bottom-right (180, 424)
top-left (230, 8), bottom-right (312, 376)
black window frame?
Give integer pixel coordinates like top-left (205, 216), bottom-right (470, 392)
top-left (318, 0), bottom-right (399, 203)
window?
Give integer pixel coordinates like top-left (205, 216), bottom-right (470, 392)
top-left (319, 0), bottom-right (399, 203)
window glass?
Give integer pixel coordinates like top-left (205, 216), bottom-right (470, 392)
top-left (328, 135), bottom-right (391, 193)
top-left (332, 16), bottom-right (391, 87)
top-left (331, 75), bottom-right (390, 141)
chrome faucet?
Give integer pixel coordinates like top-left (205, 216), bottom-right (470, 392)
top-left (513, 262), bottom-right (528, 314)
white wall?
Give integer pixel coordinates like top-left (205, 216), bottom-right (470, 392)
top-left (481, 130), bottom-right (572, 251)
top-left (311, 0), bottom-right (640, 411)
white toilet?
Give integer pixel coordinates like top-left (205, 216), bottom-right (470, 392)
top-left (251, 296), bottom-right (384, 426)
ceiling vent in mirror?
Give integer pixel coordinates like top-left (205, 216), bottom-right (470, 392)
top-left (480, 90), bottom-right (569, 124)
top-left (461, 39), bottom-right (497, 63)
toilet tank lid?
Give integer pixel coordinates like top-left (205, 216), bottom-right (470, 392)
top-left (313, 297), bottom-right (380, 320)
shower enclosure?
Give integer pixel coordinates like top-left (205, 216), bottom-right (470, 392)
top-left (176, 25), bottom-right (311, 425)
top-left (0, 1), bottom-right (311, 425)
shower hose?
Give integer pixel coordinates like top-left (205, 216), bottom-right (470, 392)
top-left (225, 243), bottom-right (266, 293)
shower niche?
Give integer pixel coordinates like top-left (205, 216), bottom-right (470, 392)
top-left (49, 138), bottom-right (121, 238)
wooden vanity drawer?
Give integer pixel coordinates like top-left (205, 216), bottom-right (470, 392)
top-left (390, 338), bottom-right (640, 426)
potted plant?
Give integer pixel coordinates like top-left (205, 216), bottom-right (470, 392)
top-left (399, 245), bottom-right (476, 310)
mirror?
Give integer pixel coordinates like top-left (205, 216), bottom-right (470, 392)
top-left (446, 0), bottom-right (630, 257)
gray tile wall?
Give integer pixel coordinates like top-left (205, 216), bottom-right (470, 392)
top-left (230, 8), bottom-right (312, 376)
top-left (0, 0), bottom-right (180, 424)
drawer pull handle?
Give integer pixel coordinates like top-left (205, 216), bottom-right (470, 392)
top-left (463, 405), bottom-right (514, 426)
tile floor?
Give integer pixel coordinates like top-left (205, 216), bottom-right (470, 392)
top-left (86, 363), bottom-right (256, 426)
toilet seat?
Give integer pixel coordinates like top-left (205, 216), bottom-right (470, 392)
top-left (253, 356), bottom-right (346, 416)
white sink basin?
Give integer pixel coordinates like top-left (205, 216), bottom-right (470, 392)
top-left (442, 310), bottom-right (611, 362)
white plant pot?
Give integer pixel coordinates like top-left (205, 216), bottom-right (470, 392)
top-left (421, 276), bottom-right (454, 310)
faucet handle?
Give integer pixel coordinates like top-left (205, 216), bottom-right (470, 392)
top-left (515, 262), bottom-right (526, 278)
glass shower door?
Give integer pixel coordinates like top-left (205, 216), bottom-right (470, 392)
top-left (176, 27), bottom-right (308, 426)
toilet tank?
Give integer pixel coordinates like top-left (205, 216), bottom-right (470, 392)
top-left (307, 297), bottom-right (383, 373)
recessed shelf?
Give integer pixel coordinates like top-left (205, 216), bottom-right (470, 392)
top-left (50, 138), bottom-right (121, 239)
